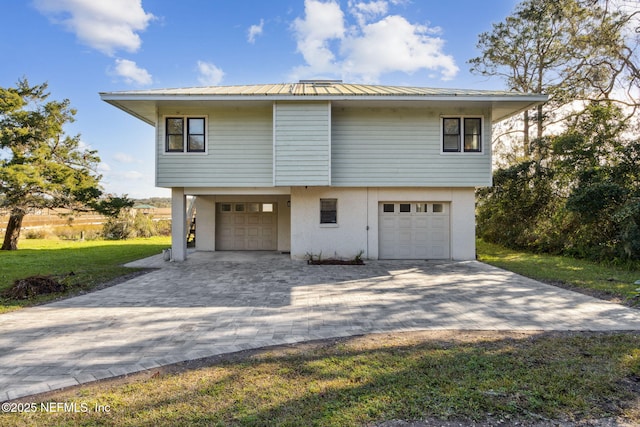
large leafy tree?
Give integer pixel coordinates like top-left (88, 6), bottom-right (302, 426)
top-left (469, 0), bottom-right (639, 158)
top-left (0, 79), bottom-right (102, 250)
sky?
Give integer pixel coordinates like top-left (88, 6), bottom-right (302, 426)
top-left (1, 0), bottom-right (521, 199)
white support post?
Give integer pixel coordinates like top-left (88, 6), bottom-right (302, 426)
top-left (171, 187), bottom-right (187, 261)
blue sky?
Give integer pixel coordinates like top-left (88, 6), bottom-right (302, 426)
top-left (1, 0), bottom-right (520, 198)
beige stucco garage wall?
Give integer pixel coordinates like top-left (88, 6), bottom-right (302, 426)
top-left (290, 187), bottom-right (476, 260)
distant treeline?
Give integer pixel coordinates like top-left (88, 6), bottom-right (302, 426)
top-left (133, 198), bottom-right (171, 208)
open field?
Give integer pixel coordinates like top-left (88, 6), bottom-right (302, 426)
top-left (0, 208), bottom-right (172, 234)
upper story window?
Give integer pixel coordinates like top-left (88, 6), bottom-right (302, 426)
top-left (165, 117), bottom-right (206, 153)
top-left (442, 117), bottom-right (482, 153)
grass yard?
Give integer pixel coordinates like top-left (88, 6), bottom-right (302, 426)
top-left (3, 331), bottom-right (639, 426)
top-left (477, 239), bottom-right (640, 305)
top-left (0, 237), bottom-right (171, 313)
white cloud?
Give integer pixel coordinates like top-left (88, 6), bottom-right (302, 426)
top-left (114, 152), bottom-right (135, 163)
top-left (113, 59), bottom-right (153, 85)
top-left (33, 0), bottom-right (155, 56)
top-left (97, 162), bottom-right (111, 172)
top-left (342, 15), bottom-right (459, 82)
top-left (291, 0), bottom-right (345, 76)
top-left (348, 0), bottom-right (388, 26)
top-left (248, 19), bottom-right (264, 43)
top-left (291, 0), bottom-right (458, 83)
top-left (197, 61), bottom-right (225, 86)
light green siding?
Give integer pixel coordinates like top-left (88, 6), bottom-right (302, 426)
top-left (156, 106), bottom-right (273, 187)
top-left (274, 102), bottom-right (330, 186)
top-left (331, 107), bottom-right (492, 187)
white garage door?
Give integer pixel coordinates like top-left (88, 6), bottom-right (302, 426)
top-left (379, 202), bottom-right (450, 259)
top-left (216, 202), bottom-right (277, 250)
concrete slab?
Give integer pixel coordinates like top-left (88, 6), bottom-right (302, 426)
top-left (1, 252), bottom-right (640, 401)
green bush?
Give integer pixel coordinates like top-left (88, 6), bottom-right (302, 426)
top-left (101, 211), bottom-right (161, 240)
top-left (477, 103), bottom-right (640, 262)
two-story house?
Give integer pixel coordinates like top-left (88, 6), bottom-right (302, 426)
top-left (100, 81), bottom-right (547, 261)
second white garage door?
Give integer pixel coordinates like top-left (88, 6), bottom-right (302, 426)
top-left (379, 202), bottom-right (450, 259)
top-left (216, 202), bottom-right (277, 250)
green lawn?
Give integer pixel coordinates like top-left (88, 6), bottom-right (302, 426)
top-left (3, 331), bottom-right (639, 426)
top-left (0, 237), bottom-right (171, 312)
top-left (477, 239), bottom-right (640, 304)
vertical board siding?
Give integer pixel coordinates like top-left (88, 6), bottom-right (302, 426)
top-left (274, 102), bottom-right (330, 186)
top-left (331, 107), bottom-right (492, 187)
top-left (156, 106), bottom-right (273, 187)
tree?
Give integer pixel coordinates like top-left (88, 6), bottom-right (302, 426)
top-left (0, 79), bottom-right (102, 250)
top-left (477, 102), bottom-right (640, 260)
top-left (469, 0), bottom-right (639, 158)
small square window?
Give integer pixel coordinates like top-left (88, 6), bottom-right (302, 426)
top-left (433, 204), bottom-right (444, 213)
top-left (262, 203), bottom-right (274, 212)
top-left (383, 204), bottom-right (394, 213)
top-left (400, 204), bottom-right (411, 213)
top-left (416, 203), bottom-right (428, 213)
top-left (235, 203), bottom-right (245, 212)
top-left (320, 199), bottom-right (337, 224)
top-left (220, 203), bottom-right (232, 212)
top-left (247, 203), bottom-right (260, 212)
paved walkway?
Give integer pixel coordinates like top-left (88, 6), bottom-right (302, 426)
top-left (2, 252), bottom-right (640, 401)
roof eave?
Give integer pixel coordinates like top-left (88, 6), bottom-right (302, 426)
top-left (100, 92), bottom-right (549, 125)
top-left (100, 92), bottom-right (548, 103)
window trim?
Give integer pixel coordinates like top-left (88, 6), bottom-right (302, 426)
top-left (320, 198), bottom-right (338, 226)
top-left (440, 116), bottom-right (483, 154)
top-left (163, 115), bottom-right (208, 154)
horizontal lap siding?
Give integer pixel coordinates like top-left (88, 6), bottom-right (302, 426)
top-left (157, 107), bottom-right (273, 187)
top-left (331, 107), bottom-right (491, 187)
top-left (274, 102), bottom-right (330, 186)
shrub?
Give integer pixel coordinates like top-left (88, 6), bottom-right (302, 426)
top-left (102, 211), bottom-right (160, 240)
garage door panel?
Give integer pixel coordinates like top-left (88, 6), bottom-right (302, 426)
top-left (379, 202), bottom-right (450, 260)
top-left (216, 203), bottom-right (277, 251)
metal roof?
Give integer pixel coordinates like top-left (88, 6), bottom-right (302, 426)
top-left (100, 81), bottom-right (548, 125)
top-left (100, 81), bottom-right (537, 98)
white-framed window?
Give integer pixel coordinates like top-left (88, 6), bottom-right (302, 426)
top-left (165, 116), bottom-right (207, 153)
top-left (320, 198), bottom-right (337, 224)
top-left (442, 117), bottom-right (482, 153)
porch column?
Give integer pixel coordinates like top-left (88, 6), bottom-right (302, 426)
top-left (171, 187), bottom-right (187, 261)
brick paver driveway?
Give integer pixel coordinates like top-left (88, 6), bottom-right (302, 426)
top-left (2, 251), bottom-right (640, 401)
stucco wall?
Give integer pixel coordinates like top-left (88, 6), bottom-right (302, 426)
top-left (290, 187), bottom-right (476, 260)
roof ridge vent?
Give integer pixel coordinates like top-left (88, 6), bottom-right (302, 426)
top-left (299, 79), bottom-right (343, 86)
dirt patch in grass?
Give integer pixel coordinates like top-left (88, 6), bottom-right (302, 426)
top-left (1, 275), bottom-right (67, 299)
